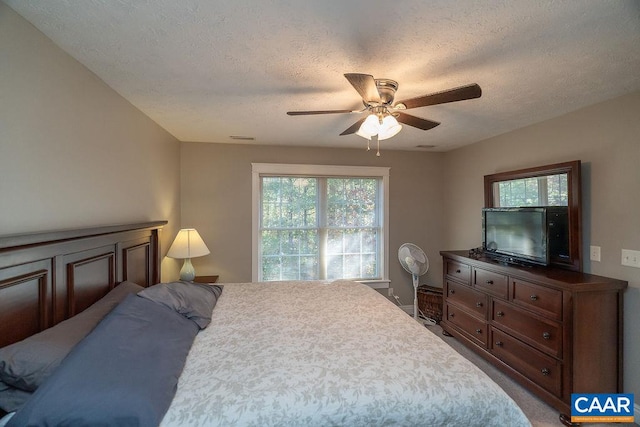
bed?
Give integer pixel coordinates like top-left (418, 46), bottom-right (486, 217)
top-left (0, 222), bottom-right (530, 426)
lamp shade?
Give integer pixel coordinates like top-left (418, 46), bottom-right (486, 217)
top-left (167, 228), bottom-right (210, 259)
top-left (355, 128), bottom-right (372, 140)
top-left (356, 114), bottom-right (380, 139)
top-left (378, 115), bottom-right (402, 140)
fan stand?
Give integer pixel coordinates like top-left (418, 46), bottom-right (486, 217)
top-left (412, 273), bottom-right (420, 320)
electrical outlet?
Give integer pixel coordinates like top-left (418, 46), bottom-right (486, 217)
top-left (621, 249), bottom-right (640, 268)
top-left (388, 287), bottom-right (394, 297)
top-left (590, 246), bottom-right (601, 262)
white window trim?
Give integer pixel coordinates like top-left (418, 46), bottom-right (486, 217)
top-left (252, 163), bottom-right (390, 288)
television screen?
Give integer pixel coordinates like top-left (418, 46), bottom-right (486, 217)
top-left (482, 207), bottom-right (548, 265)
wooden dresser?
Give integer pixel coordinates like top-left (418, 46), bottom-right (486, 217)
top-left (440, 250), bottom-right (627, 418)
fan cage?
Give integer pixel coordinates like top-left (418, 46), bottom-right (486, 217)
top-left (398, 243), bottom-right (429, 275)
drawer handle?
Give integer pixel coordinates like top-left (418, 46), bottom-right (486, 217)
top-left (530, 295), bottom-right (538, 301)
top-left (476, 302), bottom-right (483, 308)
top-left (475, 328), bottom-right (482, 334)
top-left (542, 332), bottom-right (551, 340)
top-left (496, 311), bottom-right (504, 317)
top-left (495, 341), bottom-right (503, 347)
top-left (449, 313), bottom-right (455, 318)
top-left (449, 289), bottom-right (455, 295)
top-left (486, 280), bottom-right (494, 284)
top-left (541, 368), bottom-right (550, 376)
top-left (456, 269), bottom-right (461, 273)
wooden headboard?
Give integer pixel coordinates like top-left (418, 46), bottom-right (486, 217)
top-left (0, 221), bottom-right (167, 348)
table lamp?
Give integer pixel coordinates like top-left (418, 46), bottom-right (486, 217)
top-left (167, 228), bottom-right (210, 281)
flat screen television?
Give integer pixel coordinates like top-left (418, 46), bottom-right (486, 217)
top-left (482, 207), bottom-right (549, 266)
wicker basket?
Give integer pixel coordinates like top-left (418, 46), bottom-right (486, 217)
top-left (417, 285), bottom-right (443, 323)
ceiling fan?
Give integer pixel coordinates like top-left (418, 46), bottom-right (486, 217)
top-left (287, 73), bottom-right (482, 152)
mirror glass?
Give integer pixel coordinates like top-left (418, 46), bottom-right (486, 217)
top-left (491, 173), bottom-right (568, 207)
top-left (484, 161), bottom-right (582, 271)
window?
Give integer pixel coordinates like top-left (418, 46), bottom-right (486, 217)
top-left (252, 164), bottom-right (389, 287)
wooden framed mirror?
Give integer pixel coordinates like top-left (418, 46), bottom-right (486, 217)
top-left (484, 160), bottom-right (582, 271)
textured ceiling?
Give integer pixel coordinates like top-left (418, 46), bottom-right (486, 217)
top-left (6, 0), bottom-right (640, 151)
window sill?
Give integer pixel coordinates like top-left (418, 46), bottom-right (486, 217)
top-left (357, 279), bottom-right (390, 289)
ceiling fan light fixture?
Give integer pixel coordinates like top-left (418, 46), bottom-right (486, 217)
top-left (355, 129), bottom-right (372, 140)
top-left (378, 115), bottom-right (402, 140)
top-left (357, 114), bottom-right (380, 138)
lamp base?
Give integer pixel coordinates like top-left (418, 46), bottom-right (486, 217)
top-left (179, 258), bottom-right (196, 281)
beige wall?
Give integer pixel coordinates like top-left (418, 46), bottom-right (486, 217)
top-left (442, 90), bottom-right (640, 402)
top-left (0, 3), bottom-right (182, 279)
top-left (180, 142), bottom-right (445, 303)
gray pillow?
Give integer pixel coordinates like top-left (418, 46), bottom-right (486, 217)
top-left (138, 281), bottom-right (222, 329)
top-left (0, 380), bottom-right (32, 413)
top-left (0, 281), bottom-right (143, 392)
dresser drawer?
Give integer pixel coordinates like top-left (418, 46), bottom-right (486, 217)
top-left (473, 267), bottom-right (508, 299)
top-left (445, 280), bottom-right (488, 319)
top-left (445, 303), bottom-right (487, 347)
top-left (492, 300), bottom-right (562, 358)
top-left (445, 260), bottom-right (470, 284)
top-left (511, 278), bottom-right (562, 320)
top-left (490, 327), bottom-right (562, 397)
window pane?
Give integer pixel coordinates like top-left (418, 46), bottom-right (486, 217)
top-left (262, 256), bottom-right (281, 281)
top-left (261, 230), bottom-right (318, 280)
top-left (361, 229), bottom-right (378, 253)
top-left (546, 174), bottom-right (568, 206)
top-left (327, 178), bottom-right (377, 227)
top-left (344, 229), bottom-right (361, 254)
top-left (262, 177), bottom-right (317, 228)
top-left (282, 256), bottom-right (300, 280)
top-left (326, 254), bottom-right (343, 280)
top-left (361, 254), bottom-right (377, 277)
top-left (261, 230), bottom-right (281, 256)
top-left (299, 256), bottom-right (319, 280)
top-left (499, 178), bottom-right (538, 206)
top-left (327, 228), bottom-right (379, 280)
top-left (343, 255), bottom-right (361, 278)
top-left (275, 229), bottom-right (318, 255)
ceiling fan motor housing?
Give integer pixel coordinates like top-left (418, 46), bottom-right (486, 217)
top-left (374, 79), bottom-right (398, 105)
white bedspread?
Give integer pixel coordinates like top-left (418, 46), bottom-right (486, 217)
top-left (161, 280), bottom-right (530, 426)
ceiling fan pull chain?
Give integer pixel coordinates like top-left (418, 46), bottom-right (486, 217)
top-left (376, 136), bottom-right (381, 157)
top-left (367, 139), bottom-right (371, 151)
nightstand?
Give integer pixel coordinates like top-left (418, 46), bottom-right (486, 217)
top-left (193, 275), bottom-right (219, 284)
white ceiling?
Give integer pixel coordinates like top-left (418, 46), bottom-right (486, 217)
top-left (6, 0), bottom-right (640, 151)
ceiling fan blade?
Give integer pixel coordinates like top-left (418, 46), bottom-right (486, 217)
top-left (344, 73), bottom-right (381, 104)
top-left (287, 109), bottom-right (354, 116)
top-left (395, 112), bottom-right (440, 130)
top-left (396, 83), bottom-right (481, 110)
top-left (340, 117), bottom-right (367, 136)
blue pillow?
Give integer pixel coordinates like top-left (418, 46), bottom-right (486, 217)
top-left (138, 281), bottom-right (222, 329)
top-left (0, 281), bottom-right (143, 393)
